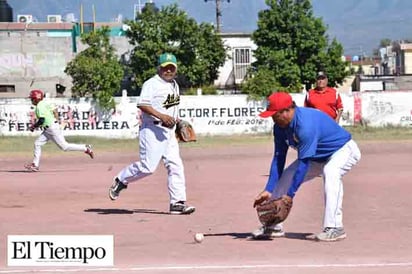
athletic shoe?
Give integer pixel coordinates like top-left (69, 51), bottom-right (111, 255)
top-left (316, 227), bottom-right (346, 242)
top-left (85, 144), bottom-right (94, 159)
top-left (251, 226), bottom-right (285, 239)
top-left (109, 178), bottom-right (127, 200)
top-left (169, 201), bottom-right (196, 215)
top-left (24, 163), bottom-right (39, 172)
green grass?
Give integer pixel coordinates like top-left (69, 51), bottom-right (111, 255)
top-left (1, 126), bottom-right (411, 155)
top-left (346, 125), bottom-right (412, 141)
top-left (0, 136), bottom-right (140, 155)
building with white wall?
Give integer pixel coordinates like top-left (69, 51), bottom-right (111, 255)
top-left (214, 33), bottom-right (256, 89)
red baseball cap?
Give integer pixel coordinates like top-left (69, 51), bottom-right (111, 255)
top-left (259, 92), bottom-right (293, 118)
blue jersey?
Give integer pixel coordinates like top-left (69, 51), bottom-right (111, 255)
top-left (265, 107), bottom-right (352, 197)
top-left (275, 107), bottom-right (351, 161)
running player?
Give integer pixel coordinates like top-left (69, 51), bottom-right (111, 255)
top-left (108, 53), bottom-right (195, 215)
top-left (25, 89), bottom-right (94, 172)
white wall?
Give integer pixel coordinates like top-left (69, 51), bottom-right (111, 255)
top-left (360, 91), bottom-right (412, 127)
top-left (360, 81), bottom-right (384, 92)
top-left (214, 35), bottom-right (256, 88)
top-left (1, 92), bottom-right (412, 138)
top-left (405, 51), bottom-right (412, 74)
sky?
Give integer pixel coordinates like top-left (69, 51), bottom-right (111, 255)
top-left (7, 0), bottom-right (412, 56)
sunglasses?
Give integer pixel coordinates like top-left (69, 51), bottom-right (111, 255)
top-left (161, 65), bottom-right (176, 72)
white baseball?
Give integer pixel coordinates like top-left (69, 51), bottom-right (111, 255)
top-left (194, 233), bottom-right (204, 243)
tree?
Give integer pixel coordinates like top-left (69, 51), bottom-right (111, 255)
top-left (379, 38), bottom-right (391, 48)
top-left (241, 68), bottom-right (279, 101)
top-left (125, 4), bottom-right (227, 90)
top-left (65, 26), bottom-right (124, 110)
top-left (242, 0), bottom-right (350, 98)
top-left (372, 38), bottom-right (392, 57)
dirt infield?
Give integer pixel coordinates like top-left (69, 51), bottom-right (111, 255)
top-left (1, 141), bottom-right (412, 274)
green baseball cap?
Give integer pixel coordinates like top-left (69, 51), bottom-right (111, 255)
top-left (158, 53), bottom-right (177, 67)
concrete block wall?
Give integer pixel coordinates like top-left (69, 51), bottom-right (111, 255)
top-left (0, 32), bottom-right (132, 98)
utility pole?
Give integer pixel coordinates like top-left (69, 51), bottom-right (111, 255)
top-left (204, 0), bottom-right (230, 33)
top-left (134, 0), bottom-right (154, 19)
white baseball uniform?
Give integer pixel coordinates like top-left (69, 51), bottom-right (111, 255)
top-left (115, 74), bottom-right (187, 204)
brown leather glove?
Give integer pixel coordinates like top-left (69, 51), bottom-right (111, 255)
top-left (256, 195), bottom-right (293, 226)
top-left (175, 120), bottom-right (197, 142)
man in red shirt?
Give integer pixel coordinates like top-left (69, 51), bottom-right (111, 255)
top-left (304, 72), bottom-right (343, 123)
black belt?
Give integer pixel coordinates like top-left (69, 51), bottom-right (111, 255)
top-left (43, 121), bottom-right (58, 129)
top-left (153, 121), bottom-right (161, 125)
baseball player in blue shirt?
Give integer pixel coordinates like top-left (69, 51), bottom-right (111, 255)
top-left (252, 92), bottom-right (361, 241)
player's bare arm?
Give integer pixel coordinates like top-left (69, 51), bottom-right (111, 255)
top-left (53, 109), bottom-right (59, 121)
top-left (336, 108), bottom-right (343, 123)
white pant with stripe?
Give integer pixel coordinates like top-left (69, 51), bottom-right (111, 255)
top-left (116, 122), bottom-right (187, 204)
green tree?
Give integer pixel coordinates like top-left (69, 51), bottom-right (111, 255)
top-left (379, 38), bottom-right (391, 47)
top-left (65, 26), bottom-right (124, 110)
top-left (241, 68), bottom-right (279, 101)
top-left (242, 0), bottom-right (350, 98)
top-left (372, 38), bottom-right (392, 57)
top-left (125, 4), bottom-right (227, 89)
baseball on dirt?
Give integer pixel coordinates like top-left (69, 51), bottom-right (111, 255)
top-left (194, 233), bottom-right (204, 243)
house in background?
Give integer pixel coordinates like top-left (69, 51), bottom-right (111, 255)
top-left (3, 17), bottom-right (412, 98)
top-left (214, 33), bottom-right (255, 90)
top-left (351, 42), bottom-right (412, 92)
top-left (394, 42), bottom-right (412, 75)
top-left (0, 20), bottom-right (255, 98)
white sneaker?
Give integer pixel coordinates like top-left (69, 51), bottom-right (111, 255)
top-left (316, 227), bottom-right (346, 242)
top-left (251, 226), bottom-right (285, 239)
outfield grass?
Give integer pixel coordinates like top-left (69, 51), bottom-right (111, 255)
top-left (1, 126), bottom-right (411, 155)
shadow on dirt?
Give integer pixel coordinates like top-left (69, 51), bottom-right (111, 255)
top-left (84, 208), bottom-right (170, 215)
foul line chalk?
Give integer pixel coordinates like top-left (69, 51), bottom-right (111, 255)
top-left (1, 262), bottom-right (412, 273)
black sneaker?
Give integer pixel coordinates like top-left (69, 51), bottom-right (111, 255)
top-left (24, 163), bottom-right (39, 172)
top-left (109, 178), bottom-right (127, 201)
top-left (169, 201), bottom-right (196, 215)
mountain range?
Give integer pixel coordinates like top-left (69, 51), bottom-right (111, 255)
top-left (6, 0), bottom-right (412, 56)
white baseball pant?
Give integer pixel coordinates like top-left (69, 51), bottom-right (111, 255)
top-left (32, 122), bottom-right (87, 167)
top-left (116, 122), bottom-right (186, 204)
top-left (271, 139), bottom-right (361, 229)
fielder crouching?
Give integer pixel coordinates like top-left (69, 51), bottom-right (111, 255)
top-left (252, 92), bottom-right (361, 241)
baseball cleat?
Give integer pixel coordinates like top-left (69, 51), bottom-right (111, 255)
top-left (85, 144), bottom-right (94, 159)
top-left (315, 227), bottom-right (346, 242)
top-left (169, 201), bottom-right (196, 215)
top-left (109, 178), bottom-right (127, 200)
top-left (24, 163), bottom-right (39, 172)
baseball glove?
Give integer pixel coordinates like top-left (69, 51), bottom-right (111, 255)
top-left (175, 120), bottom-right (197, 142)
top-left (256, 195), bottom-right (293, 227)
